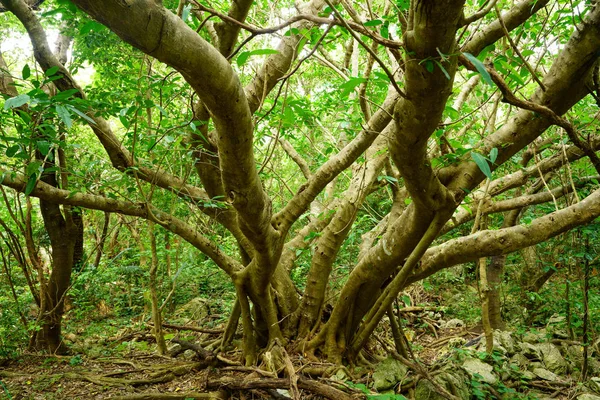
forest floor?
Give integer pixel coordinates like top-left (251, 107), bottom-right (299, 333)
top-left (0, 319), bottom-right (481, 400)
top-left (1, 285), bottom-right (594, 399)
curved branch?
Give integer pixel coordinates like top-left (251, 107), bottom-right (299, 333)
top-left (460, 0), bottom-right (498, 26)
top-left (67, 0), bottom-right (276, 256)
top-left (0, 168), bottom-right (242, 276)
top-left (409, 187), bottom-right (600, 285)
top-left (462, 0), bottom-right (550, 55)
top-left (213, 0), bottom-right (254, 57)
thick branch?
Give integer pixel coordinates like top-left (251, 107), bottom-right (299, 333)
top-left (410, 187), bottom-right (600, 284)
top-left (389, 1), bottom-right (464, 210)
top-left (462, 0), bottom-right (550, 55)
top-left (67, 0), bottom-right (275, 255)
top-left (213, 0), bottom-right (254, 57)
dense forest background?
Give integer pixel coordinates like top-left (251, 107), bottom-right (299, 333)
top-left (0, 0), bottom-right (599, 398)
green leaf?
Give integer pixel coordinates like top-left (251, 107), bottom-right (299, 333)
top-left (236, 49), bottom-right (280, 66)
top-left (22, 64), bottom-right (31, 80)
top-left (434, 60), bottom-right (451, 80)
top-left (364, 19), bottom-right (383, 26)
top-left (80, 20), bottom-right (105, 34)
top-left (423, 60), bottom-right (434, 73)
top-left (339, 77), bottom-right (367, 96)
top-left (6, 145), bottom-right (20, 157)
top-left (45, 66), bottom-right (60, 77)
top-left (155, 104), bottom-right (168, 116)
top-left (489, 147), bottom-right (498, 163)
top-left (66, 105), bottom-right (96, 125)
top-left (26, 161), bottom-right (42, 177)
top-left (381, 21), bottom-right (389, 39)
top-left (56, 104), bottom-right (72, 128)
top-left (53, 89), bottom-right (79, 100)
top-left (471, 151), bottom-right (492, 179)
top-left (463, 52), bottom-right (493, 86)
top-left (24, 173), bottom-right (37, 196)
top-left (384, 175), bottom-right (398, 183)
top-left (4, 94), bottom-right (30, 110)
top-left (37, 140), bottom-right (51, 156)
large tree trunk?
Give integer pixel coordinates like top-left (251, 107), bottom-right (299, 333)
top-left (30, 199), bottom-right (82, 354)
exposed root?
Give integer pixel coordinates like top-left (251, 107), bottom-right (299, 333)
top-left (149, 322), bottom-right (224, 334)
top-left (205, 375), bottom-right (360, 400)
top-left (108, 392), bottom-right (227, 400)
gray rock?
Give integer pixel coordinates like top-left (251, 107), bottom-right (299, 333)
top-left (590, 377), bottom-right (600, 392)
top-left (415, 370), bottom-right (469, 400)
top-left (536, 343), bottom-right (567, 374)
top-left (520, 342), bottom-right (542, 360)
top-left (510, 353), bottom-right (529, 368)
top-left (520, 370), bottom-right (536, 380)
top-left (175, 297), bottom-right (211, 320)
top-left (183, 349), bottom-right (196, 360)
top-left (577, 394), bottom-right (600, 400)
top-left (550, 329), bottom-right (569, 339)
top-left (548, 315), bottom-right (566, 325)
top-left (448, 337), bottom-right (466, 348)
top-left (476, 339), bottom-right (508, 356)
top-left (462, 358), bottom-right (497, 385)
top-left (445, 319), bottom-right (465, 329)
top-left (590, 358), bottom-right (600, 375)
top-left (523, 330), bottom-right (546, 344)
top-left (530, 361), bottom-right (544, 370)
top-left (168, 343), bottom-right (183, 357)
top-left (533, 367), bottom-right (559, 381)
top-left (372, 357), bottom-right (409, 391)
top-left (495, 330), bottom-right (516, 355)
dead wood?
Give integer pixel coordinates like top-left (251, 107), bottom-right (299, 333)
top-left (205, 375), bottom-right (359, 400)
top-left (108, 393), bottom-right (227, 400)
top-left (151, 322), bottom-right (224, 334)
top-left (171, 338), bottom-right (215, 361)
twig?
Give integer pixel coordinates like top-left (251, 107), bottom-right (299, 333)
top-left (323, 0), bottom-right (407, 99)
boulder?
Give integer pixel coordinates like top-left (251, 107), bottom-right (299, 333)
top-left (510, 353), bottom-right (529, 368)
top-left (520, 342), bottom-right (542, 360)
top-left (175, 297), bottom-right (211, 320)
top-left (462, 358), bottom-right (497, 385)
top-left (183, 349), bottom-right (196, 360)
top-left (415, 370), bottom-right (469, 400)
top-left (536, 343), bottom-right (567, 374)
top-left (523, 330), bottom-right (546, 344)
top-left (495, 330), bottom-right (516, 355)
top-left (520, 370), bottom-right (536, 380)
top-left (562, 344), bottom-right (584, 365)
top-left (589, 377), bottom-right (600, 393)
top-left (372, 357), bottom-right (409, 391)
top-left (444, 319), bottom-right (465, 329)
top-left (577, 394), bottom-right (600, 400)
top-left (533, 367), bottom-right (559, 381)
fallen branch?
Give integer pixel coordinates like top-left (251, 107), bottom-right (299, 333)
top-left (205, 375), bottom-right (358, 400)
top-left (0, 370), bottom-right (176, 387)
top-left (108, 393), bottom-right (227, 400)
top-left (171, 338), bottom-right (214, 361)
top-left (151, 322), bottom-right (224, 334)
